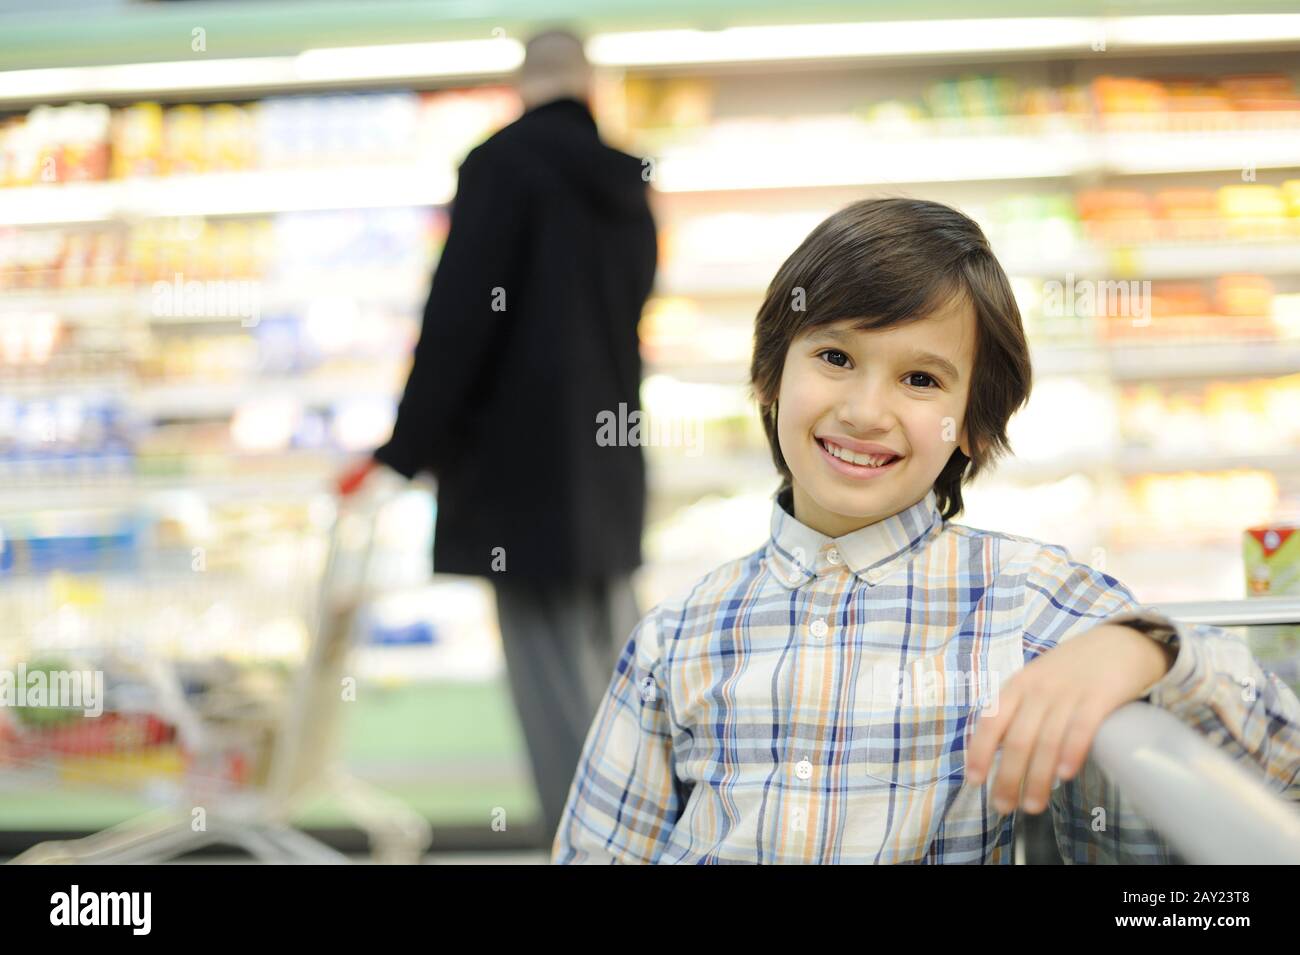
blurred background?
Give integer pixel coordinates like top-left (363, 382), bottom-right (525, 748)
top-left (1, 0), bottom-right (1299, 860)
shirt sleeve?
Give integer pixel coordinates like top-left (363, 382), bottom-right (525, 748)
top-left (551, 609), bottom-right (685, 864)
top-left (373, 145), bottom-right (529, 478)
top-left (1020, 543), bottom-right (1300, 863)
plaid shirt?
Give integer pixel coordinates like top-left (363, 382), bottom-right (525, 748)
top-left (553, 486), bottom-right (1300, 864)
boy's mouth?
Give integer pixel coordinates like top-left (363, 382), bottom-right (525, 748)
top-left (817, 437), bottom-right (903, 477)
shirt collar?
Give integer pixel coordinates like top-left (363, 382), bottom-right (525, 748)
top-left (766, 486), bottom-right (943, 589)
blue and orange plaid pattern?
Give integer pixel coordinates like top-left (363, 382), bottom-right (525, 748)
top-left (553, 486), bottom-right (1300, 863)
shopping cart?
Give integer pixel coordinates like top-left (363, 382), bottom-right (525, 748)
top-left (1, 475), bottom-right (432, 864)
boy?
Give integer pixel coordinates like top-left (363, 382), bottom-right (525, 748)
top-left (552, 198), bottom-right (1300, 864)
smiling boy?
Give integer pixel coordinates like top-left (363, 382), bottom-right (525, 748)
top-left (553, 198), bottom-right (1300, 864)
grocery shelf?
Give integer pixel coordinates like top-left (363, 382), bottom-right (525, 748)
top-left (649, 124), bottom-right (1300, 193)
top-left (3, 130), bottom-right (1297, 228)
top-left (0, 276), bottom-right (427, 319)
top-left (1101, 240), bottom-right (1300, 279)
top-left (653, 131), bottom-right (1091, 192)
top-left (1001, 449), bottom-right (1300, 483)
top-left (132, 374), bottom-right (402, 417)
top-left (1099, 124), bottom-right (1300, 175)
top-left (0, 458), bottom-right (343, 512)
top-left (1104, 339), bottom-right (1300, 379)
top-left (0, 164), bottom-right (455, 227)
top-left (0, 375), bottom-right (135, 398)
top-left (655, 242), bottom-right (1300, 296)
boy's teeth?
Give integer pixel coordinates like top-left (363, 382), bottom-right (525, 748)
top-left (823, 440), bottom-right (893, 467)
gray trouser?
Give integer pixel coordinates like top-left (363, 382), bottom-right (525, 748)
top-left (493, 572), bottom-right (641, 847)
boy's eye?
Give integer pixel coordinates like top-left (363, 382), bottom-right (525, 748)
top-left (817, 349), bottom-right (850, 368)
top-left (905, 372), bottom-right (939, 389)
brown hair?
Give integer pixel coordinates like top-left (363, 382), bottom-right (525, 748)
top-left (748, 197), bottom-right (1032, 521)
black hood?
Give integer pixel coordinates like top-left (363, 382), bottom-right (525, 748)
top-left (515, 97), bottom-right (651, 220)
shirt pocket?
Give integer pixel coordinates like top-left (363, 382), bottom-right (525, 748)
top-left (853, 643), bottom-right (1011, 792)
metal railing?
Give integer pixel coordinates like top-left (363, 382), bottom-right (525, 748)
top-left (1086, 596), bottom-right (1300, 864)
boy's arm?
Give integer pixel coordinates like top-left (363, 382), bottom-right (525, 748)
top-left (1021, 544), bottom-right (1300, 862)
top-left (552, 610), bottom-right (685, 864)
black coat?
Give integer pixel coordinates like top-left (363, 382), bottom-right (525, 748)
top-left (373, 96), bottom-right (658, 582)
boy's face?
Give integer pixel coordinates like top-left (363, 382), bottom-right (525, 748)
top-left (776, 293), bottom-right (977, 538)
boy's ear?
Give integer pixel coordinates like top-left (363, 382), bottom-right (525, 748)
top-left (957, 423), bottom-right (977, 459)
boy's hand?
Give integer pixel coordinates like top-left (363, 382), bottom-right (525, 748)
top-left (965, 624), bottom-right (1176, 815)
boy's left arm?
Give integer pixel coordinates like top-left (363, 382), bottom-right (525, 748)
top-left (968, 543), bottom-right (1300, 862)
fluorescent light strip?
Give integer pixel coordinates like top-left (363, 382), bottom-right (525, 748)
top-left (587, 18), bottom-right (1099, 66)
top-left (294, 38), bottom-right (523, 82)
top-left (1105, 14), bottom-right (1300, 47)
top-left (0, 39), bottom-right (520, 101)
top-left (0, 58), bottom-right (296, 101)
top-left (0, 16), bottom-right (1298, 101)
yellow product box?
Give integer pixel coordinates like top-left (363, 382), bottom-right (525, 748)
top-left (1244, 522), bottom-right (1300, 692)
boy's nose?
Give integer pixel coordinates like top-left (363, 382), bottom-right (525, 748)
top-left (836, 385), bottom-right (899, 432)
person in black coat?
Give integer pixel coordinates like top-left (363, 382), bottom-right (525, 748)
top-left (341, 28), bottom-right (658, 850)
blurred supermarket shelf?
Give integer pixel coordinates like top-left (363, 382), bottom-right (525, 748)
top-left (0, 275), bottom-right (427, 319)
top-left (2, 124), bottom-right (1298, 228)
top-left (646, 449), bottom-right (776, 496)
top-left (1000, 449), bottom-right (1300, 483)
top-left (0, 164), bottom-right (455, 226)
top-left (132, 374), bottom-right (403, 417)
top-left (649, 123), bottom-right (1300, 193)
top-left (0, 372), bottom-right (405, 411)
top-left (0, 457), bottom-right (343, 511)
top-left (655, 241), bottom-right (1300, 294)
top-left (652, 131), bottom-right (1092, 191)
top-left (1102, 340), bottom-right (1300, 379)
top-left (1103, 240), bottom-right (1300, 279)
top-left (0, 375), bottom-right (136, 397)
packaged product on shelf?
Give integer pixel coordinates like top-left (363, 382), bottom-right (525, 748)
top-left (3, 104), bottom-right (109, 185)
top-left (1282, 179), bottom-right (1300, 218)
top-left (1075, 188), bottom-right (1157, 244)
top-left (0, 394), bottom-right (135, 483)
top-left (110, 102), bottom-right (165, 179)
top-left (1152, 188), bottom-right (1220, 242)
top-left (0, 117), bottom-right (34, 186)
top-left (1243, 522), bottom-right (1300, 691)
top-left (1247, 523), bottom-right (1300, 596)
top-left (161, 105), bottom-right (207, 176)
top-left (1092, 75), bottom-right (1169, 121)
top-left (1216, 274), bottom-right (1275, 317)
top-left (1218, 184), bottom-right (1291, 239)
top-left (52, 103), bottom-right (111, 183)
top-left (1162, 76), bottom-right (1233, 113)
top-left (1220, 73), bottom-right (1300, 111)
top-left (204, 103), bottom-right (257, 172)
top-left (621, 77), bottom-right (713, 137)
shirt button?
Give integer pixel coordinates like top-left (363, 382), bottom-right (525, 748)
top-left (795, 758), bottom-right (813, 780)
top-left (826, 548), bottom-right (842, 565)
top-left (809, 618), bottom-right (828, 639)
